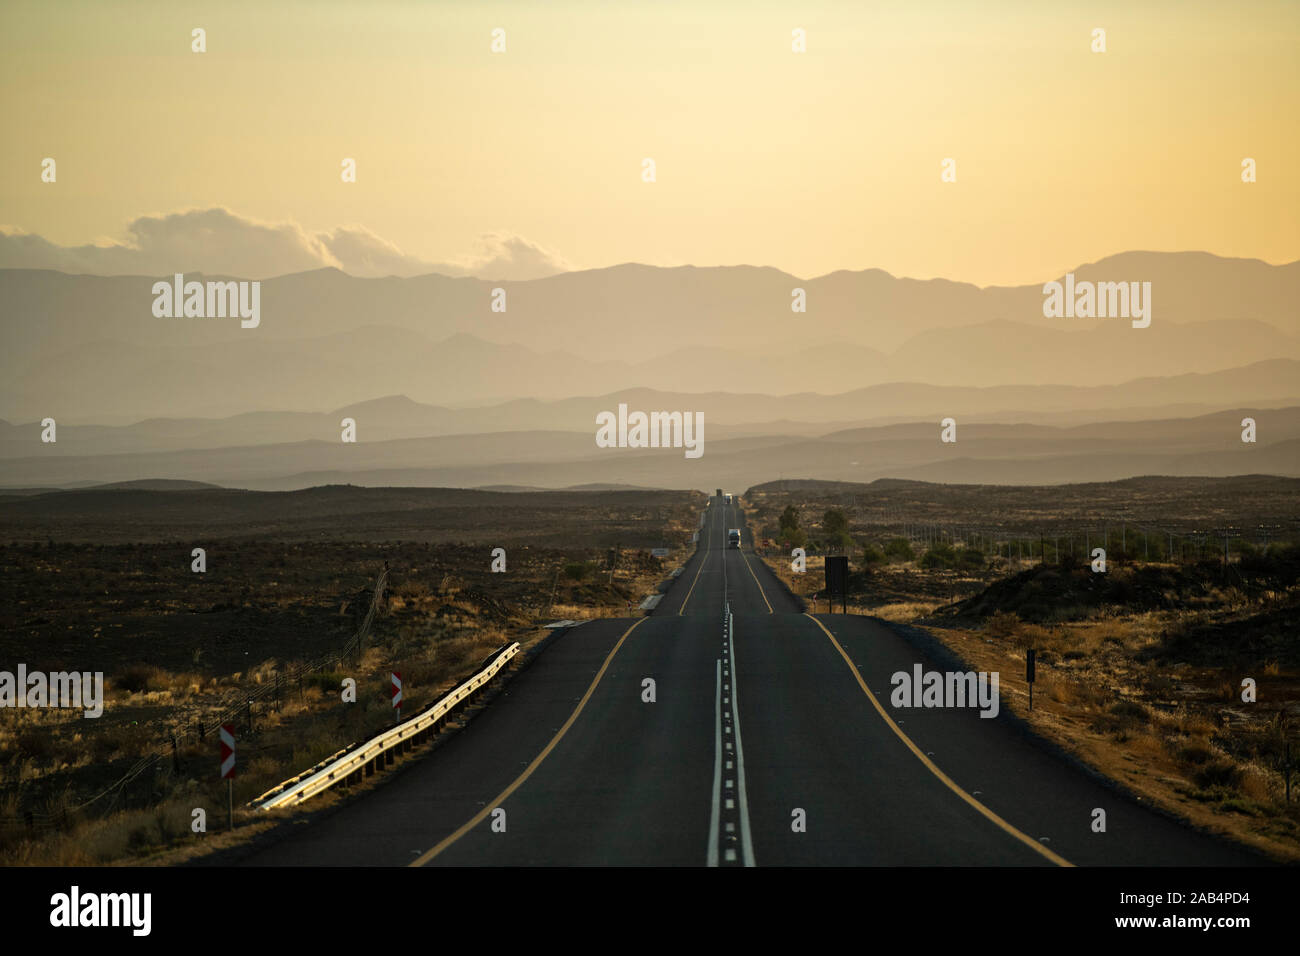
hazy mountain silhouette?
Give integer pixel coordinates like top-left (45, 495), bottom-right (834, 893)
top-left (3, 406), bottom-right (1295, 492)
top-left (4, 360), bottom-right (1297, 459)
top-left (2, 251), bottom-right (1296, 420)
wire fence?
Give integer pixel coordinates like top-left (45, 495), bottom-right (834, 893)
top-left (761, 502), bottom-right (1299, 569)
top-left (0, 566), bottom-right (389, 839)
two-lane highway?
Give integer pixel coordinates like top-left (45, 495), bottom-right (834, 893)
top-left (240, 495), bottom-right (1266, 867)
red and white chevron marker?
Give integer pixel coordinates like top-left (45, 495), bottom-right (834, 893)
top-left (220, 723), bottom-right (236, 830)
top-left (220, 723), bottom-right (236, 778)
top-left (391, 671), bottom-right (403, 718)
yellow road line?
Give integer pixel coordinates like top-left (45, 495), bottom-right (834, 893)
top-left (803, 613), bottom-right (1074, 867)
top-left (738, 550), bottom-right (774, 614)
top-left (679, 547), bottom-right (710, 616)
top-left (409, 617), bottom-right (646, 866)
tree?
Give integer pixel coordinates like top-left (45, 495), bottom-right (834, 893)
top-left (781, 526), bottom-right (807, 550)
top-left (779, 505), bottom-right (800, 534)
top-left (861, 544), bottom-right (885, 568)
top-left (822, 508), bottom-right (849, 537)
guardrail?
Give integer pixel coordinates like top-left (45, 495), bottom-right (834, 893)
top-left (251, 641), bottom-right (521, 811)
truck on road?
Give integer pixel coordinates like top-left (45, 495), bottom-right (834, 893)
top-left (728, 529), bottom-right (741, 549)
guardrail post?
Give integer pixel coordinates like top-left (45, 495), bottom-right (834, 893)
top-left (249, 643), bottom-right (519, 813)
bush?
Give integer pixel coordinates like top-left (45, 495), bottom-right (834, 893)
top-left (115, 665), bottom-right (164, 694)
top-left (1177, 743), bottom-right (1214, 765)
top-left (780, 528), bottom-right (807, 550)
top-left (304, 671), bottom-right (347, 693)
top-left (829, 530), bottom-right (855, 552)
top-left (1192, 760), bottom-right (1242, 790)
top-left (987, 610), bottom-right (1021, 639)
top-left (883, 538), bottom-right (914, 562)
top-left (920, 543), bottom-right (956, 569)
top-left (861, 545), bottom-right (885, 568)
top-left (16, 730), bottom-right (53, 760)
top-left (564, 561), bottom-right (593, 582)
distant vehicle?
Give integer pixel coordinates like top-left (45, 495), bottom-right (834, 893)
top-left (728, 529), bottom-right (741, 549)
top-left (724, 493), bottom-right (733, 505)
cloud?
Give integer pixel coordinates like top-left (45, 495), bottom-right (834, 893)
top-left (436, 232), bottom-right (575, 281)
top-left (315, 225), bottom-right (433, 278)
top-left (0, 208), bottom-right (571, 280)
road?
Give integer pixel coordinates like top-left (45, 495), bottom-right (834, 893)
top-left (240, 496), bottom-right (1266, 866)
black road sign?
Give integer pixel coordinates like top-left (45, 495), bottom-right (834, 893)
top-left (825, 555), bottom-right (849, 613)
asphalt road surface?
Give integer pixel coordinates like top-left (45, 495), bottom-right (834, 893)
top-left (241, 497), bottom-right (1267, 867)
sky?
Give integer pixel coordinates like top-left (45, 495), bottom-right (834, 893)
top-left (1, 0), bottom-right (1297, 285)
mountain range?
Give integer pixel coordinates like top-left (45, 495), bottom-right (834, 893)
top-left (2, 251), bottom-right (1296, 421)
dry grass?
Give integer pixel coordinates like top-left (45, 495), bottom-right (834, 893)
top-left (0, 500), bottom-right (699, 864)
top-left (0, 618), bottom-right (525, 865)
top-left (931, 610), bottom-right (1300, 861)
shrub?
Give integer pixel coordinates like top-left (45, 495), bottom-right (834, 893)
top-left (920, 543), bottom-right (956, 569)
top-left (564, 561), bottom-right (592, 582)
top-left (883, 537), bottom-right (914, 562)
top-left (1192, 760), bottom-right (1242, 790)
top-left (115, 665), bottom-right (164, 694)
top-left (987, 610), bottom-right (1021, 639)
top-left (780, 528), bottom-right (807, 550)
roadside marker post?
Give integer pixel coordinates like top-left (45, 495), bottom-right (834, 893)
top-left (220, 723), bottom-right (236, 830)
top-left (392, 671), bottom-right (403, 721)
top-left (825, 556), bottom-right (849, 614)
top-left (1026, 649), bottom-right (1036, 711)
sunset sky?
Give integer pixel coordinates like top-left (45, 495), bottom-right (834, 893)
top-left (2, 0), bottom-right (1297, 285)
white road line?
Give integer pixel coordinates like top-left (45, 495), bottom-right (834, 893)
top-left (728, 606), bottom-right (756, 867)
top-left (707, 657), bottom-right (722, 867)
